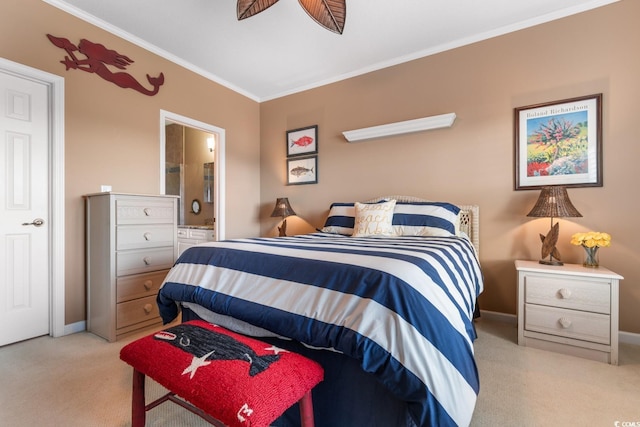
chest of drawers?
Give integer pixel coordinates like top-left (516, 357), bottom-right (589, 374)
top-left (515, 260), bottom-right (623, 364)
top-left (86, 193), bottom-right (178, 342)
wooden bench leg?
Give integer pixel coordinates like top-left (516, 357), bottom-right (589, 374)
top-left (132, 369), bottom-right (146, 427)
top-left (299, 390), bottom-right (315, 427)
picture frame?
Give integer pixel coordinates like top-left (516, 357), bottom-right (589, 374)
top-left (286, 125), bottom-right (318, 157)
top-left (287, 156), bottom-right (317, 185)
top-left (514, 93), bottom-right (602, 190)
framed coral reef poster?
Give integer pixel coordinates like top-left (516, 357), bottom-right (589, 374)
top-left (514, 93), bottom-right (602, 190)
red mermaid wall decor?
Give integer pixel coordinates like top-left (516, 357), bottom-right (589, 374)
top-left (47, 34), bottom-right (164, 96)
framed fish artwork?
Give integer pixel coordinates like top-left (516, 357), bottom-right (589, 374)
top-left (286, 125), bottom-right (318, 157)
top-left (287, 156), bottom-right (318, 185)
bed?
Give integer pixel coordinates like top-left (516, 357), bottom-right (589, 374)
top-left (157, 196), bottom-right (482, 427)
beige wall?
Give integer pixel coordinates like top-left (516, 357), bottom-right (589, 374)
top-left (1, 0), bottom-right (261, 325)
top-left (259, 0), bottom-right (640, 333)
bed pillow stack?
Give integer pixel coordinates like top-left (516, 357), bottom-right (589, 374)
top-left (321, 200), bottom-right (461, 237)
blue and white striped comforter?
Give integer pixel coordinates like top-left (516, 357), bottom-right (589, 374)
top-left (157, 233), bottom-right (483, 426)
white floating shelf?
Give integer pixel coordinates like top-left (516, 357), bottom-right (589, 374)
top-left (342, 112), bottom-right (456, 142)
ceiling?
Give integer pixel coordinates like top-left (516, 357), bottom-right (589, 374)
top-left (46, 0), bottom-right (617, 102)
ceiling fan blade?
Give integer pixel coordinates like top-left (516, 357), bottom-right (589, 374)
top-left (237, 0), bottom-right (280, 20)
top-left (298, 0), bottom-right (346, 34)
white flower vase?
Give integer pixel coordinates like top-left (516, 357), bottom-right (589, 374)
top-left (583, 246), bottom-right (599, 268)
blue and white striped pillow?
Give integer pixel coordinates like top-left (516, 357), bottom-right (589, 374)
top-left (392, 202), bottom-right (461, 237)
top-left (321, 202), bottom-right (356, 235)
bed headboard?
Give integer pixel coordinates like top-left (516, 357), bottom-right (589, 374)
top-left (364, 195), bottom-right (480, 256)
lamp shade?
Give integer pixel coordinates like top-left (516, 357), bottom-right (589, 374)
top-left (526, 186), bottom-right (582, 219)
top-left (270, 197), bottom-right (296, 218)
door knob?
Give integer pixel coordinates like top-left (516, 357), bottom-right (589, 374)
top-left (22, 218), bottom-right (45, 227)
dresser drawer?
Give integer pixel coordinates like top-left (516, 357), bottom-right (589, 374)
top-left (524, 303), bottom-right (610, 344)
top-left (116, 295), bottom-right (160, 329)
top-left (524, 275), bottom-right (610, 314)
top-left (177, 228), bottom-right (215, 240)
top-left (117, 270), bottom-right (169, 303)
top-left (116, 247), bottom-right (175, 276)
top-left (187, 228), bottom-right (215, 240)
top-left (116, 199), bottom-right (175, 225)
top-left (117, 224), bottom-right (175, 250)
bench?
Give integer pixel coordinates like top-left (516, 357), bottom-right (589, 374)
top-left (120, 320), bottom-right (324, 427)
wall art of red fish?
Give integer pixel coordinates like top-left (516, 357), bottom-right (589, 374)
top-left (290, 135), bottom-right (314, 147)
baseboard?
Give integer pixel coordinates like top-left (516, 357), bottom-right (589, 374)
top-left (63, 320), bottom-right (86, 336)
top-left (619, 331), bottom-right (640, 346)
top-left (479, 309), bottom-right (516, 325)
top-left (479, 310), bottom-right (640, 346)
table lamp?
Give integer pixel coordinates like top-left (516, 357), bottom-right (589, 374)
top-left (270, 197), bottom-right (296, 237)
top-left (526, 186), bottom-right (582, 266)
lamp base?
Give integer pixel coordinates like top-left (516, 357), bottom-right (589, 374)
top-left (277, 218), bottom-right (287, 237)
top-left (539, 259), bottom-right (564, 266)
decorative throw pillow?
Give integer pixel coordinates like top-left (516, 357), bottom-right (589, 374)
top-left (352, 199), bottom-right (397, 237)
top-left (321, 202), bottom-right (356, 235)
top-left (392, 202), bottom-right (461, 237)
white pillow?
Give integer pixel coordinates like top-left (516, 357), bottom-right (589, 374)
top-left (352, 199), bottom-right (396, 237)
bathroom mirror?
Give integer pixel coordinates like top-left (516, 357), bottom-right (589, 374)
top-left (204, 162), bottom-right (214, 203)
top-left (160, 110), bottom-right (226, 240)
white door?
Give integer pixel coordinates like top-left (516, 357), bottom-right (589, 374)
top-left (0, 70), bottom-right (50, 346)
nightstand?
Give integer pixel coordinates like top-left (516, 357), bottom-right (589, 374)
top-left (515, 260), bottom-right (623, 365)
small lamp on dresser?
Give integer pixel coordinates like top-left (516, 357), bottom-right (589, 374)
top-left (270, 197), bottom-right (296, 237)
top-left (526, 186), bottom-right (582, 266)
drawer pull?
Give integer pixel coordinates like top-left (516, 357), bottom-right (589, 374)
top-left (143, 280), bottom-right (153, 290)
top-left (143, 304), bottom-right (153, 314)
top-left (143, 256), bottom-right (151, 265)
top-left (558, 317), bottom-right (572, 329)
top-left (143, 232), bottom-right (151, 241)
top-left (558, 288), bottom-right (572, 299)
top-left (143, 208), bottom-right (151, 216)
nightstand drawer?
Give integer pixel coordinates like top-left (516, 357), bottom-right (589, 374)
top-left (524, 275), bottom-right (610, 314)
top-left (524, 303), bottom-right (610, 344)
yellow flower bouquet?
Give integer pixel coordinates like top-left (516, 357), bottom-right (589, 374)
top-left (570, 231), bottom-right (611, 267)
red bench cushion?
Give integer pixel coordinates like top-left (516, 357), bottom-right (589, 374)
top-left (120, 320), bottom-right (324, 427)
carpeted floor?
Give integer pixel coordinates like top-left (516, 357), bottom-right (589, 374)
top-left (0, 317), bottom-right (638, 426)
